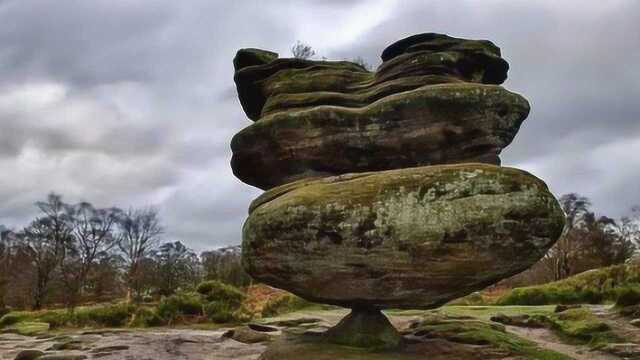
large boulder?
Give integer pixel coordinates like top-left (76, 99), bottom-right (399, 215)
top-left (242, 164), bottom-right (565, 309)
top-left (232, 83), bottom-right (529, 189)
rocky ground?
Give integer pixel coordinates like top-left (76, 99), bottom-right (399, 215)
top-left (2, 306), bottom-right (640, 360)
top-left (0, 328), bottom-right (266, 360)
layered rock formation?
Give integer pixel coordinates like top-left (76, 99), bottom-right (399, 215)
top-left (229, 33), bottom-right (565, 349)
top-left (232, 33), bottom-right (529, 189)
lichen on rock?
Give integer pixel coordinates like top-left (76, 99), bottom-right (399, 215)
top-left (242, 164), bottom-right (565, 310)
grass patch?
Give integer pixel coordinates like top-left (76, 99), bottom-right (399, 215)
top-left (157, 292), bottom-right (203, 323)
top-left (128, 307), bottom-right (163, 327)
top-left (546, 308), bottom-right (621, 348)
top-left (498, 263), bottom-right (640, 305)
top-left (432, 305), bottom-right (621, 350)
top-left (2, 321), bottom-right (49, 336)
top-left (76, 303), bottom-right (135, 327)
top-left (412, 315), bottom-right (571, 360)
top-left (434, 305), bottom-right (556, 321)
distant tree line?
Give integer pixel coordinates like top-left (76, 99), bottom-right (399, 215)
top-left (502, 193), bottom-right (640, 287)
top-left (0, 193), bottom-right (250, 311)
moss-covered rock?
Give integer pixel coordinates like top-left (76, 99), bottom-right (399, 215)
top-left (234, 33), bottom-right (510, 121)
top-left (14, 350), bottom-right (45, 360)
top-left (232, 83), bottom-right (529, 189)
top-left (242, 163), bottom-right (565, 309)
top-left (222, 326), bottom-right (274, 344)
top-left (231, 33), bottom-right (527, 189)
top-left (380, 33), bottom-right (508, 83)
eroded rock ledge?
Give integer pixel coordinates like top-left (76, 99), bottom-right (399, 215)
top-left (231, 33), bottom-right (529, 190)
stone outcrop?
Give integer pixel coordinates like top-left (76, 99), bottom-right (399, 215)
top-left (229, 32), bottom-right (565, 350)
top-left (231, 33), bottom-right (529, 190)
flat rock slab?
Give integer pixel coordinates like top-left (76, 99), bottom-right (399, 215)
top-left (244, 163), bottom-right (565, 309)
top-left (0, 329), bottom-right (266, 360)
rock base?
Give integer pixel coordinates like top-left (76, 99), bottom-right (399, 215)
top-left (258, 332), bottom-right (505, 360)
top-left (323, 308), bottom-right (401, 349)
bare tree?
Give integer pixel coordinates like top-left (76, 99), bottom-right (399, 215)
top-left (544, 193), bottom-right (592, 280)
top-left (116, 208), bottom-right (163, 302)
top-left (61, 202), bottom-right (122, 310)
top-left (0, 227), bottom-right (15, 310)
top-left (291, 40), bottom-right (315, 59)
top-left (153, 241), bottom-right (199, 296)
top-left (621, 206), bottom-right (640, 250)
top-left (23, 194), bottom-right (73, 309)
top-left (87, 253), bottom-right (125, 302)
top-left (201, 246), bottom-right (250, 287)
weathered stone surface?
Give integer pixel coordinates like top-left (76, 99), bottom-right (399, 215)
top-left (490, 313), bottom-right (548, 328)
top-left (233, 48), bottom-right (278, 71)
top-left (234, 33), bottom-right (509, 121)
top-left (37, 355), bottom-right (88, 360)
top-left (232, 83), bottom-right (529, 189)
top-left (221, 326), bottom-right (274, 344)
top-left (231, 33), bottom-right (528, 189)
top-left (242, 164), bottom-right (565, 309)
top-left (380, 33), bottom-right (509, 83)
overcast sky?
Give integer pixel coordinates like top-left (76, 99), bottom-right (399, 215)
top-left (1, 0), bottom-right (638, 251)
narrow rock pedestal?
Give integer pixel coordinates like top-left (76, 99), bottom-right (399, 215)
top-left (324, 308), bottom-right (401, 349)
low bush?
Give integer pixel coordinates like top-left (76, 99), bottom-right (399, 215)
top-left (261, 293), bottom-right (313, 318)
top-left (77, 303), bottom-right (134, 327)
top-left (129, 307), bottom-right (163, 327)
top-left (0, 313), bottom-right (24, 327)
top-left (196, 280), bottom-right (245, 307)
top-left (498, 286), bottom-right (607, 306)
top-left (157, 292), bottom-right (203, 322)
top-left (36, 310), bottom-right (72, 328)
top-left (615, 287), bottom-right (640, 307)
top-left (204, 301), bottom-right (234, 323)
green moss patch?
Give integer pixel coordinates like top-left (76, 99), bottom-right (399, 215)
top-left (2, 321), bottom-right (49, 336)
top-left (546, 308), bottom-right (620, 347)
top-left (409, 315), bottom-right (570, 360)
top-left (498, 263), bottom-right (640, 306)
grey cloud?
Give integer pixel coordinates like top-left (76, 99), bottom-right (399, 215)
top-left (1, 1), bottom-right (638, 250)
